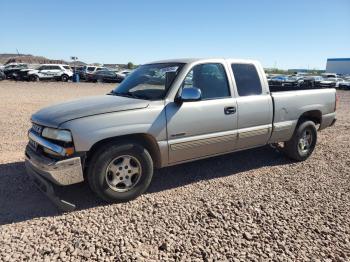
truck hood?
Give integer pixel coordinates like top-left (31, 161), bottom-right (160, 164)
top-left (31, 95), bottom-right (149, 128)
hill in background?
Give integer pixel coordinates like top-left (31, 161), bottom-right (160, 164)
top-left (0, 54), bottom-right (86, 66)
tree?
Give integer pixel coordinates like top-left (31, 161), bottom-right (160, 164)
top-left (127, 62), bottom-right (134, 69)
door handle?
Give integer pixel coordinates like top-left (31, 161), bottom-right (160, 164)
top-left (224, 106), bottom-right (236, 115)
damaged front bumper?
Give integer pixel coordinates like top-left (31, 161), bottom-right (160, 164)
top-left (25, 145), bottom-right (84, 211)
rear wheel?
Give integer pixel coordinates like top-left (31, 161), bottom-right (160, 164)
top-left (87, 141), bottom-right (154, 202)
top-left (284, 120), bottom-right (317, 161)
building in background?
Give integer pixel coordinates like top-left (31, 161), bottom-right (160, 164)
top-left (326, 58), bottom-right (350, 75)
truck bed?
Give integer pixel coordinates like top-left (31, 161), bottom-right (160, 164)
top-left (269, 88), bottom-right (336, 143)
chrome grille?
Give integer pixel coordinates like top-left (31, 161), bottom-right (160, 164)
top-left (32, 123), bottom-right (43, 134)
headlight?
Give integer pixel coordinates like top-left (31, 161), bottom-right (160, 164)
top-left (42, 128), bottom-right (72, 142)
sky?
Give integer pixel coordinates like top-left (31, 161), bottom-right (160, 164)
top-left (1, 0), bottom-right (349, 69)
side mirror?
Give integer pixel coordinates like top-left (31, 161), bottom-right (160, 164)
top-left (176, 87), bottom-right (202, 103)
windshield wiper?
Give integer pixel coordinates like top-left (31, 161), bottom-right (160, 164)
top-left (111, 91), bottom-right (149, 100)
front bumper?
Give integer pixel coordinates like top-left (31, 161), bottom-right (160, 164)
top-left (25, 145), bottom-right (84, 186)
top-left (25, 145), bottom-right (84, 211)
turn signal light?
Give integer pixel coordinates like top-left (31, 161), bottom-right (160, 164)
top-left (65, 147), bottom-right (75, 156)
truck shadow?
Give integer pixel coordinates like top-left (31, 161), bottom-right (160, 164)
top-left (0, 146), bottom-right (291, 226)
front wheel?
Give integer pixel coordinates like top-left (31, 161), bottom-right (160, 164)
top-left (87, 142), bottom-right (154, 202)
top-left (284, 120), bottom-right (317, 161)
top-left (30, 75), bottom-right (39, 82)
top-left (61, 74), bottom-right (69, 82)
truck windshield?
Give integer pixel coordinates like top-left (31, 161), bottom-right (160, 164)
top-left (112, 63), bottom-right (184, 100)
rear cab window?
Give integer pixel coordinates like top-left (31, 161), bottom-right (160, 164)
top-left (231, 63), bottom-right (262, 96)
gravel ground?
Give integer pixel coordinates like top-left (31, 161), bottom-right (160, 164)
top-left (0, 81), bottom-right (349, 261)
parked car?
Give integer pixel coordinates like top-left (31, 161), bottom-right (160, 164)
top-left (116, 69), bottom-right (132, 81)
top-left (4, 64), bottom-right (29, 79)
top-left (27, 64), bottom-right (73, 82)
top-left (283, 76), bottom-right (304, 88)
top-left (25, 58), bottom-right (337, 211)
top-left (319, 77), bottom-right (344, 88)
top-left (88, 70), bottom-right (124, 83)
top-left (338, 77), bottom-right (350, 90)
top-left (268, 75), bottom-right (304, 90)
top-left (13, 67), bottom-right (38, 81)
top-left (322, 73), bottom-right (338, 78)
top-left (302, 76), bottom-right (324, 89)
top-left (84, 66), bottom-right (109, 80)
top-left (0, 69), bottom-right (6, 80)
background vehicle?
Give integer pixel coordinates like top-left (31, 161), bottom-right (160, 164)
top-left (27, 64), bottom-right (73, 82)
top-left (322, 73), bottom-right (338, 78)
top-left (283, 76), bottom-right (304, 88)
top-left (25, 58), bottom-right (337, 211)
top-left (302, 76), bottom-right (324, 89)
top-left (0, 69), bottom-right (5, 80)
top-left (13, 67), bottom-right (38, 81)
top-left (88, 70), bottom-right (122, 83)
top-left (116, 69), bottom-right (132, 82)
top-left (338, 77), bottom-right (350, 90)
top-left (268, 75), bottom-right (304, 91)
top-left (4, 64), bottom-right (28, 79)
top-left (319, 77), bottom-right (344, 88)
top-left (84, 66), bottom-right (109, 80)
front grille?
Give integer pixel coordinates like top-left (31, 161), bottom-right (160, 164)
top-left (32, 123), bottom-right (43, 134)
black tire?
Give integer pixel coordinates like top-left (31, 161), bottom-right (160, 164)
top-left (87, 141), bottom-right (154, 202)
top-left (61, 74), bottom-right (69, 82)
top-left (284, 120), bottom-right (317, 161)
top-left (30, 75), bottom-right (39, 82)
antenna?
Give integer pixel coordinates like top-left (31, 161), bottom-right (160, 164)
top-left (16, 48), bottom-right (20, 56)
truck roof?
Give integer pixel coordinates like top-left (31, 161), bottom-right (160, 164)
top-left (147, 58), bottom-right (260, 65)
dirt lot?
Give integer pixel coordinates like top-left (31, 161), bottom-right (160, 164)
top-left (0, 81), bottom-right (349, 261)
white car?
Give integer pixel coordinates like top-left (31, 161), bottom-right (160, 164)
top-left (338, 77), bottom-right (350, 90)
top-left (27, 64), bottom-right (73, 82)
top-left (116, 69), bottom-right (132, 81)
top-left (85, 66), bottom-right (109, 74)
top-left (320, 77), bottom-right (344, 88)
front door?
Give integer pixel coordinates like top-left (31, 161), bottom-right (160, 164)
top-left (166, 63), bottom-right (238, 163)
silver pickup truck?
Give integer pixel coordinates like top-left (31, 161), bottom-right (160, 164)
top-left (25, 58), bottom-right (337, 211)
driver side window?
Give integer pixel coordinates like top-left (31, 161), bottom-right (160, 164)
top-left (182, 63), bottom-right (230, 100)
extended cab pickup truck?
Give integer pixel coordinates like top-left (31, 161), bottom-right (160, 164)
top-left (25, 58), bottom-right (337, 211)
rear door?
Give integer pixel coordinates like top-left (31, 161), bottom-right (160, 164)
top-left (49, 65), bottom-right (62, 78)
top-left (166, 62), bottom-right (238, 163)
top-left (229, 62), bottom-right (273, 149)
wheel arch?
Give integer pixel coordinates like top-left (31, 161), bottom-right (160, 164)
top-left (86, 133), bottom-right (162, 169)
top-left (297, 110), bottom-right (322, 126)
